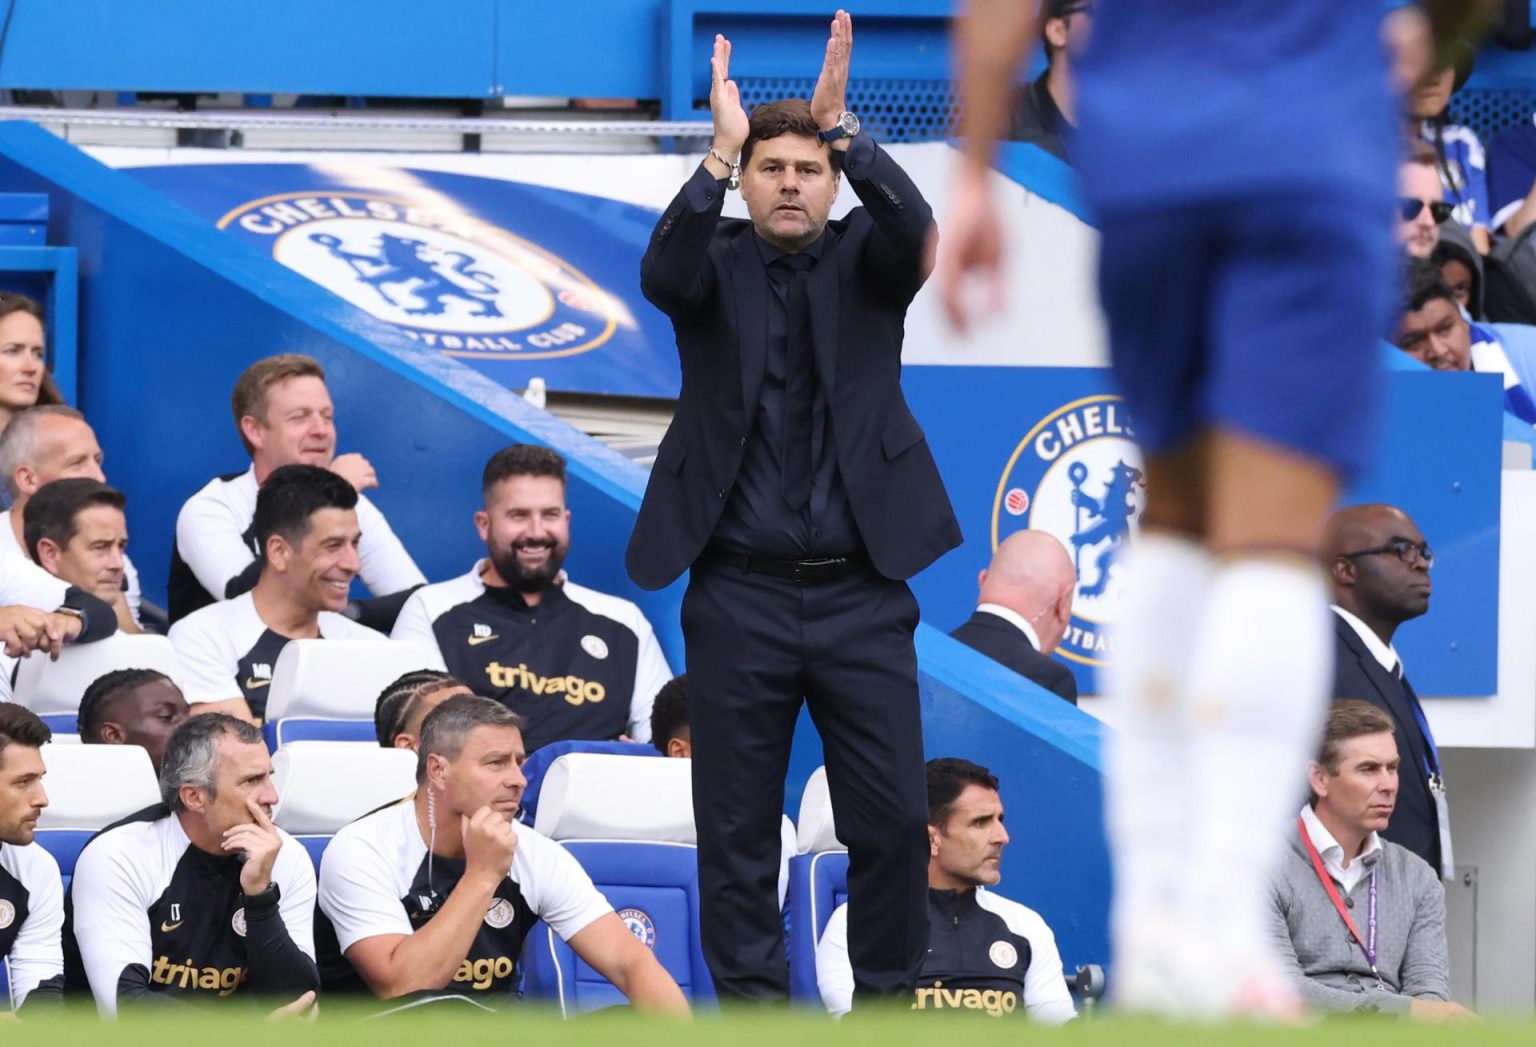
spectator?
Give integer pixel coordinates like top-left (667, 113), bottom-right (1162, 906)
top-left (1487, 115), bottom-right (1536, 237)
top-left (1398, 143), bottom-right (1453, 261)
top-left (949, 530), bottom-right (1078, 704)
top-left (816, 757), bottom-right (1075, 1023)
top-left (0, 406), bottom-right (142, 627)
top-left (1410, 48), bottom-right (1489, 252)
top-left (167, 465), bottom-right (385, 723)
top-left (1326, 503), bottom-right (1451, 879)
top-left (372, 669), bottom-right (471, 750)
top-left (1395, 259), bottom-right (1536, 425)
top-left (76, 669), bottom-right (190, 773)
top-left (315, 695), bottom-right (689, 1013)
top-left (168, 353), bottom-right (424, 626)
top-left (1006, 0), bottom-right (1091, 163)
top-left (646, 674), bottom-right (793, 908)
top-left (391, 445), bottom-right (672, 752)
top-left (1267, 700), bottom-right (1476, 1021)
top-left (66, 714), bottom-right (319, 1018)
top-left (0, 293), bottom-right (64, 444)
top-left (0, 704), bottom-right (64, 1011)
top-left (1430, 220), bottom-right (1482, 320)
top-left (24, 479), bottom-right (138, 635)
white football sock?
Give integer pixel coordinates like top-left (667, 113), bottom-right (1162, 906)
top-left (1180, 554), bottom-right (1332, 1011)
top-left (1103, 531), bottom-right (1214, 1003)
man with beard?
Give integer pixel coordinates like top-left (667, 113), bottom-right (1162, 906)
top-left (392, 446), bottom-right (672, 752)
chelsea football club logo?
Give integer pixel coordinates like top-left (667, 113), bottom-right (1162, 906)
top-left (618, 907), bottom-right (657, 949)
top-left (217, 192), bottom-right (620, 360)
top-left (992, 395), bottom-right (1145, 666)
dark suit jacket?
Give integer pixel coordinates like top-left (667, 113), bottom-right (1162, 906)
top-left (626, 135), bottom-right (962, 590)
top-left (950, 610), bottom-right (1078, 705)
top-left (1330, 614), bottom-right (1442, 874)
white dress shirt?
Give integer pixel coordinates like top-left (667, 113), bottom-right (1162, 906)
top-left (975, 602), bottom-right (1044, 652)
top-left (1299, 804), bottom-right (1382, 893)
top-left (1330, 606), bottom-right (1399, 675)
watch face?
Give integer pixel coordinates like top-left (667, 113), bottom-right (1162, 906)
top-left (840, 111), bottom-right (860, 136)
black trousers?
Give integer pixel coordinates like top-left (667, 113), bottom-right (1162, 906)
top-left (682, 558), bottom-right (930, 1003)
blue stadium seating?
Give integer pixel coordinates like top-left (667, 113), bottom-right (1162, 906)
top-left (270, 742), bottom-right (417, 872)
top-left (261, 639), bottom-right (438, 751)
top-left (785, 850), bottom-right (849, 1003)
top-left (32, 745), bottom-right (160, 890)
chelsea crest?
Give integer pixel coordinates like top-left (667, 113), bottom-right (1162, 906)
top-left (217, 192), bottom-right (620, 360)
top-left (992, 395), bottom-right (1145, 666)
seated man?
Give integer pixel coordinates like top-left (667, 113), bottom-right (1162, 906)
top-left (168, 353), bottom-right (424, 625)
top-left (67, 714), bottom-right (318, 1017)
top-left (949, 530), bottom-right (1078, 704)
top-left (1395, 259), bottom-right (1536, 426)
top-left (0, 705), bottom-right (64, 1012)
top-left (1267, 700), bottom-right (1475, 1020)
top-left (391, 446), bottom-right (672, 751)
top-left (24, 479), bottom-right (138, 634)
top-left (373, 669), bottom-right (471, 751)
top-left (168, 465), bottom-right (386, 723)
top-left (316, 694), bottom-right (689, 1013)
top-left (0, 406), bottom-right (142, 628)
top-left (1398, 144), bottom-right (1452, 261)
top-left (816, 757), bottom-right (1075, 1023)
top-left (76, 668), bottom-right (190, 773)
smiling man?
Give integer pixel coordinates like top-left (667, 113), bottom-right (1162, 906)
top-left (316, 695), bottom-right (688, 1013)
top-left (1326, 503), bottom-right (1450, 880)
top-left (392, 445), bottom-right (671, 752)
top-left (168, 465), bottom-right (386, 723)
top-left (1268, 700), bottom-right (1475, 1021)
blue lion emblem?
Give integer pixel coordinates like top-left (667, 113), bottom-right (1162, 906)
top-left (311, 232), bottom-right (504, 317)
top-left (1068, 459), bottom-right (1144, 599)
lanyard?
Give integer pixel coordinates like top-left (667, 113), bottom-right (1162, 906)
top-left (1404, 690), bottom-right (1442, 780)
top-left (1298, 816), bottom-right (1380, 985)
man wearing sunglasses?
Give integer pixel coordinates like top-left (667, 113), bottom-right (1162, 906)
top-left (1398, 144), bottom-right (1453, 260)
top-left (1325, 503), bottom-right (1452, 881)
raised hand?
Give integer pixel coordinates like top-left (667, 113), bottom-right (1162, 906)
top-left (223, 796), bottom-right (284, 896)
top-left (811, 9), bottom-right (853, 132)
top-left (710, 34), bottom-right (749, 158)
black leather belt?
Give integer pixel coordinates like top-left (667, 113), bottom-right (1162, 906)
top-left (700, 544), bottom-right (870, 584)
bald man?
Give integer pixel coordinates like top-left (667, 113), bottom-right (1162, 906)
top-left (1326, 503), bottom-right (1449, 880)
top-left (950, 531), bottom-right (1077, 704)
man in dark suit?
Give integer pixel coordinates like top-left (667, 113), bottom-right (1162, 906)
top-left (627, 11), bottom-right (961, 1006)
top-left (950, 530), bottom-right (1077, 704)
top-left (1326, 503), bottom-right (1450, 879)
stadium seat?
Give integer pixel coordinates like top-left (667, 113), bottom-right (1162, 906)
top-left (33, 744), bottom-right (160, 889)
top-left (518, 738), bottom-right (660, 826)
top-left (523, 753), bottom-right (712, 1012)
top-left (11, 633), bottom-right (180, 736)
top-left (262, 639), bottom-right (435, 749)
top-left (270, 742), bottom-right (417, 869)
top-left (785, 767), bottom-right (847, 1002)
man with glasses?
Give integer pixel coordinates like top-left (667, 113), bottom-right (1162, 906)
top-left (1399, 144), bottom-right (1454, 260)
top-left (1008, 1), bottom-right (1091, 163)
top-left (1325, 503), bottom-right (1451, 880)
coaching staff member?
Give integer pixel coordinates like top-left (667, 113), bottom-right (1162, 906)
top-left (627, 10), bottom-right (960, 1004)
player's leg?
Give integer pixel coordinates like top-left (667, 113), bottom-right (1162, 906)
top-left (1094, 210), bottom-right (1221, 1010)
top-left (801, 570), bottom-right (929, 1007)
top-left (682, 563), bottom-right (806, 1002)
top-left (1177, 191), bottom-right (1395, 1013)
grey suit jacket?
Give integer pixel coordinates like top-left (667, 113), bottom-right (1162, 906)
top-left (1266, 824), bottom-right (1450, 1014)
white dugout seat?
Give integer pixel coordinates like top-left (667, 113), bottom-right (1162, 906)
top-left (34, 744), bottom-right (161, 884)
top-left (270, 741), bottom-right (417, 868)
top-left (262, 639), bottom-right (435, 748)
top-left (12, 633), bottom-right (180, 733)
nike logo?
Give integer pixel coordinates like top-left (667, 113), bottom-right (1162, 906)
top-left (467, 635), bottom-right (500, 646)
top-left (160, 920), bottom-right (183, 932)
top-left (244, 679), bottom-right (271, 690)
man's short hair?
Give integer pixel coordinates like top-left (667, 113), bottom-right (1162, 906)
top-left (230, 354), bottom-right (327, 456)
top-left (78, 668), bottom-right (174, 742)
top-left (158, 713), bottom-right (262, 811)
top-left (0, 404), bottom-right (86, 500)
top-left (251, 463), bottom-right (358, 552)
top-left (1405, 257), bottom-right (1458, 314)
top-left (0, 293), bottom-right (62, 410)
top-left (1406, 139), bottom-right (1439, 168)
top-left (649, 675), bottom-right (689, 753)
top-left (23, 477), bottom-right (126, 562)
top-left (416, 695), bottom-right (524, 783)
top-left (1042, 0), bottom-right (1089, 61)
top-left (1317, 700), bottom-right (1397, 780)
top-left (926, 757), bottom-right (1000, 828)
top-left (0, 704), bottom-right (51, 768)
top-left (481, 444), bottom-right (566, 496)
top-left (740, 98), bottom-right (825, 171)
top-left (375, 669), bottom-right (467, 747)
